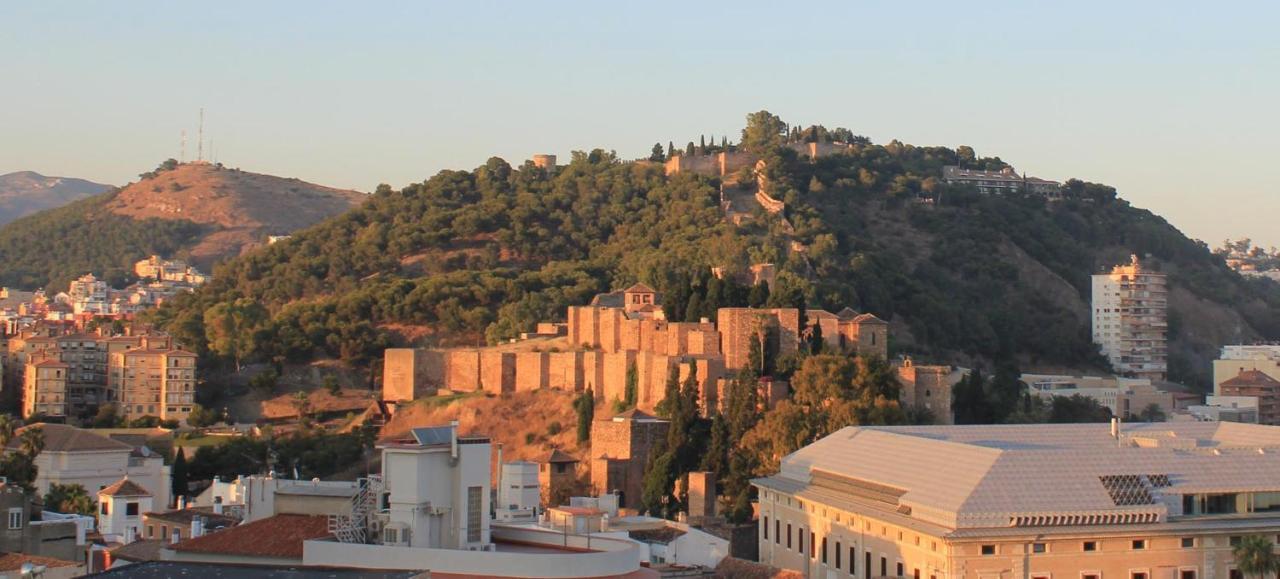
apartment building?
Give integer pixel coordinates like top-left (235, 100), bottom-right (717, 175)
top-left (1217, 369), bottom-right (1280, 425)
top-left (108, 346), bottom-right (197, 422)
top-left (23, 359), bottom-right (68, 417)
top-left (755, 422), bottom-right (1280, 579)
top-left (1092, 256), bottom-right (1168, 380)
top-left (1214, 345), bottom-right (1280, 393)
top-left (941, 166), bottom-right (1061, 196)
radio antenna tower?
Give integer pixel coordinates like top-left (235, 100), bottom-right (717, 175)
top-left (180, 130), bottom-right (187, 163)
top-left (197, 108), bottom-right (205, 162)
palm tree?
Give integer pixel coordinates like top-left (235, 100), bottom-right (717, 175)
top-left (1233, 535), bottom-right (1279, 579)
top-left (18, 428), bottom-right (43, 457)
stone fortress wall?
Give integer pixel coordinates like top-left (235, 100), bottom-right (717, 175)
top-left (384, 284), bottom-right (889, 415)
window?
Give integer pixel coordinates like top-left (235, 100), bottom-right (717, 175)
top-left (981, 545), bottom-right (996, 556)
top-left (1033, 543), bottom-right (1047, 554)
top-left (466, 486), bottom-right (482, 543)
top-left (1180, 570), bottom-right (1196, 579)
top-left (775, 520), bottom-right (780, 544)
top-left (126, 502), bottom-right (139, 516)
top-left (1181, 537), bottom-right (1195, 548)
top-left (160, 525), bottom-right (168, 540)
top-left (146, 525), bottom-right (154, 538)
top-left (1082, 574), bottom-right (1101, 579)
top-left (865, 552), bottom-right (871, 579)
top-left (7, 508), bottom-right (21, 530)
top-left (787, 524), bottom-right (792, 549)
top-left (810, 532), bottom-right (816, 559)
top-left (821, 537), bottom-right (827, 563)
top-left (897, 562), bottom-right (904, 577)
top-left (880, 557), bottom-right (887, 577)
top-left (1230, 536), bottom-right (1243, 547)
top-left (1083, 541), bottom-right (1097, 552)
top-left (835, 541), bottom-right (841, 570)
top-left (763, 516), bottom-right (769, 540)
top-left (172, 528), bottom-right (181, 541)
top-left (101, 502), bottom-right (110, 515)
top-left (1132, 572), bottom-right (1148, 579)
top-left (798, 529), bottom-right (805, 555)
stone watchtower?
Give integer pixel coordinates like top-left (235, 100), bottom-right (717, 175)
top-left (622, 283), bottom-right (658, 314)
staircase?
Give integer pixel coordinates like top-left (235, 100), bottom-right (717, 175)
top-left (328, 475), bottom-right (383, 544)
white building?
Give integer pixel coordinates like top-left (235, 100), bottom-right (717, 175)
top-left (378, 423), bottom-right (492, 550)
top-left (67, 274), bottom-right (109, 315)
top-left (97, 478), bottom-right (154, 544)
top-left (193, 473), bottom-right (357, 523)
top-left (1091, 255), bottom-right (1168, 380)
top-left (7, 424), bottom-right (170, 511)
top-left (495, 461), bottom-right (540, 522)
top-left (1022, 373), bottom-right (1176, 419)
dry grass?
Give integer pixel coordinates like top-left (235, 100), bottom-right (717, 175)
top-left (381, 389), bottom-right (589, 466)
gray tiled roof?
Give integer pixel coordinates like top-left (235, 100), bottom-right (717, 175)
top-left (762, 422), bottom-right (1280, 531)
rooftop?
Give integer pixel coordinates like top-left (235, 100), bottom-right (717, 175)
top-left (10, 423), bottom-right (133, 453)
top-left (169, 513), bottom-right (330, 560)
top-left (100, 477), bottom-right (153, 498)
top-left (1221, 369), bottom-right (1280, 388)
top-left (109, 539), bottom-right (166, 563)
top-left (0, 552), bottom-right (79, 571)
top-left (86, 561), bottom-right (420, 578)
top-left (144, 507), bottom-right (240, 528)
top-left (759, 422), bottom-right (1280, 532)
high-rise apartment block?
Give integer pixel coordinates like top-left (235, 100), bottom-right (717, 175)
top-left (1092, 256), bottom-right (1167, 380)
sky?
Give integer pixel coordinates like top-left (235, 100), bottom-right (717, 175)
top-left (2, 1), bottom-right (1277, 248)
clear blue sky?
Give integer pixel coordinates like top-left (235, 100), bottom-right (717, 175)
top-left (3, 1), bottom-right (1277, 248)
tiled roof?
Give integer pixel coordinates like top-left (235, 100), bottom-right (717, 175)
top-left (543, 449), bottom-right (579, 464)
top-left (100, 477), bottom-right (152, 497)
top-left (762, 422), bottom-right (1280, 531)
top-left (624, 283), bottom-right (656, 294)
top-left (169, 514), bottom-right (330, 560)
top-left (1221, 369), bottom-right (1280, 387)
top-left (612, 408), bottom-right (658, 421)
top-left (8, 423), bottom-right (133, 453)
top-left (110, 539), bottom-right (166, 562)
top-left (0, 552), bottom-right (79, 571)
top-left (850, 313), bottom-right (886, 324)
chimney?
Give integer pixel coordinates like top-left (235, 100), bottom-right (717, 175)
top-left (450, 420), bottom-right (460, 460)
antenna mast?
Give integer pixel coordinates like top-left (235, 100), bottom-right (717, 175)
top-left (197, 108), bottom-right (205, 162)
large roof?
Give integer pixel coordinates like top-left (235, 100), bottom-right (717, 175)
top-left (169, 514), bottom-right (330, 560)
top-left (0, 552), bottom-right (79, 571)
top-left (9, 423), bottom-right (133, 453)
top-left (760, 422), bottom-right (1280, 532)
top-left (1221, 369), bottom-right (1280, 388)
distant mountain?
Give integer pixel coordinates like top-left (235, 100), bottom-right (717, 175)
top-left (0, 171), bottom-right (111, 225)
top-left (0, 161), bottom-right (366, 290)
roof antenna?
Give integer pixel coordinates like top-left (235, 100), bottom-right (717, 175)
top-left (197, 108), bottom-right (204, 162)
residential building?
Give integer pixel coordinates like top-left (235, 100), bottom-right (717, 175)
top-left (941, 165), bottom-right (1061, 196)
top-left (67, 274), bottom-right (109, 315)
top-left (143, 507), bottom-right (239, 544)
top-left (23, 358), bottom-right (68, 417)
top-left (1023, 373), bottom-right (1177, 419)
top-left (1214, 345), bottom-right (1280, 395)
top-left (1092, 255), bottom-right (1168, 380)
top-left (8, 424), bottom-right (171, 511)
top-left (0, 483), bottom-right (89, 565)
top-left (1189, 396), bottom-right (1260, 423)
top-left (378, 423), bottom-right (492, 550)
top-left (133, 256), bottom-right (208, 285)
top-left (755, 421), bottom-right (1280, 579)
top-left (1216, 369), bottom-right (1280, 425)
top-left (192, 474), bottom-right (356, 524)
top-left (495, 461), bottom-right (540, 521)
top-left (98, 478), bottom-right (155, 544)
top-left (108, 346), bottom-right (197, 422)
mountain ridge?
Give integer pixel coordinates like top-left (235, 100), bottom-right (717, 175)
top-left (0, 170), bottom-right (111, 226)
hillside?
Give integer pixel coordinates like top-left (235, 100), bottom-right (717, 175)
top-left (148, 117), bottom-right (1280, 389)
top-left (0, 171), bottom-right (110, 225)
top-left (0, 161), bottom-right (366, 289)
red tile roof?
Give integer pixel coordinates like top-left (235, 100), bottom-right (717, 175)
top-left (169, 514), bottom-right (330, 560)
top-left (0, 552), bottom-right (80, 571)
top-left (1221, 369), bottom-right (1280, 387)
top-left (100, 477), bottom-right (152, 497)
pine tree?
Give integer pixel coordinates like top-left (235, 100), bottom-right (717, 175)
top-left (667, 141), bottom-right (675, 158)
top-left (699, 134), bottom-right (706, 152)
top-left (685, 142), bottom-right (695, 156)
top-left (683, 292), bottom-right (703, 324)
top-left (624, 363), bottom-right (638, 408)
top-left (747, 281), bottom-right (770, 308)
top-left (809, 320), bottom-right (825, 354)
top-left (649, 143), bottom-right (665, 162)
top-left (701, 413), bottom-right (729, 475)
top-left (655, 365), bottom-right (681, 418)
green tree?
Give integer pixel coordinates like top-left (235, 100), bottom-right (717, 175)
top-left (741, 110), bottom-right (787, 155)
top-left (171, 447), bottom-right (190, 499)
top-left (44, 483), bottom-right (94, 515)
top-left (1137, 403), bottom-right (1167, 422)
top-left (747, 281), bottom-right (769, 308)
top-left (574, 388), bottom-right (595, 443)
top-left (649, 143), bottom-right (665, 162)
top-left (0, 428), bottom-right (44, 491)
top-left (654, 365), bottom-right (681, 418)
top-left (623, 363), bottom-right (638, 408)
top-left (203, 298), bottom-right (269, 372)
top-left (1232, 535), bottom-right (1278, 579)
top-left (323, 375), bottom-right (341, 395)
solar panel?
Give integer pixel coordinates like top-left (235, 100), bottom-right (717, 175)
top-left (411, 426), bottom-right (454, 446)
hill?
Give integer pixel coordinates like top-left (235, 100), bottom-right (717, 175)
top-left (0, 171), bottom-right (111, 225)
top-left (148, 114), bottom-right (1280, 389)
top-left (0, 161), bottom-right (366, 289)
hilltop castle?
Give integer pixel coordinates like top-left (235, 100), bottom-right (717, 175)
top-left (383, 283), bottom-right (887, 413)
